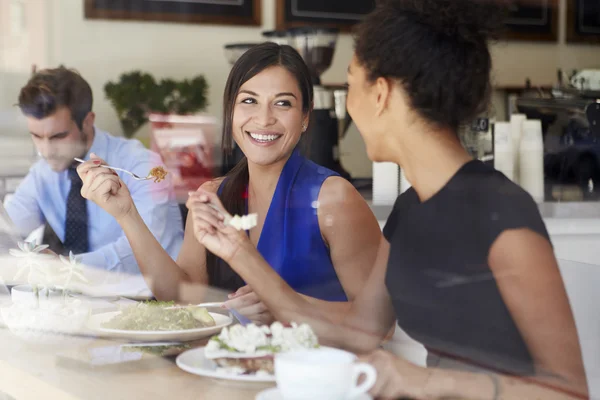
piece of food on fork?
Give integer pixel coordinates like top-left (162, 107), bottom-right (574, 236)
top-left (148, 166), bottom-right (168, 183)
top-left (73, 158), bottom-right (168, 182)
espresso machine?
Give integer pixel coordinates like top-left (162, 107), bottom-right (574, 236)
top-left (286, 27), bottom-right (352, 180)
top-left (515, 69), bottom-right (600, 200)
top-left (459, 116), bottom-right (495, 167)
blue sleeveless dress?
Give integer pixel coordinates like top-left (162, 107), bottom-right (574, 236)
top-left (212, 149), bottom-right (347, 301)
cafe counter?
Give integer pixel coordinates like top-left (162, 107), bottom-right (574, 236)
top-left (369, 201), bottom-right (600, 266)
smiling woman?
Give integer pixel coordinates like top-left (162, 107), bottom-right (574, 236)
top-left (232, 76), bottom-right (305, 164)
top-left (195, 44), bottom-right (379, 311)
top-left (202, 43), bottom-right (382, 307)
top-left (75, 42), bottom-right (383, 331)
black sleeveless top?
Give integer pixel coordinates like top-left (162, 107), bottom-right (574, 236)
top-left (384, 160), bottom-right (550, 376)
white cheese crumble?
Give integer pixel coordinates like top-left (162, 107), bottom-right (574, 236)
top-left (226, 213), bottom-right (258, 231)
top-left (206, 321), bottom-right (318, 359)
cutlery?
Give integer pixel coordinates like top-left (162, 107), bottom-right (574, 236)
top-left (168, 302), bottom-right (251, 326)
top-left (165, 302), bottom-right (224, 310)
top-left (74, 158), bottom-right (153, 181)
top-left (120, 342), bottom-right (183, 348)
top-left (228, 307), bottom-right (252, 326)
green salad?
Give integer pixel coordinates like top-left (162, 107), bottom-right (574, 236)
top-left (102, 301), bottom-right (216, 331)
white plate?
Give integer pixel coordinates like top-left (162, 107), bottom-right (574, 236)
top-left (86, 311), bottom-right (232, 342)
top-left (176, 346), bottom-right (276, 383)
top-left (256, 387), bottom-right (372, 400)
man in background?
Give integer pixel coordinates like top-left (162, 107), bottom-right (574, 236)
top-left (5, 66), bottom-right (183, 275)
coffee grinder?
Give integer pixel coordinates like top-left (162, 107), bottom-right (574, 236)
top-left (261, 30), bottom-right (289, 45)
top-left (286, 27), bottom-right (352, 180)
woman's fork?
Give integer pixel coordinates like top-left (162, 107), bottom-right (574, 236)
top-left (74, 158), bottom-right (153, 181)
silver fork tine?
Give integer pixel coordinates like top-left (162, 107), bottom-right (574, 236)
top-left (74, 158), bottom-right (152, 181)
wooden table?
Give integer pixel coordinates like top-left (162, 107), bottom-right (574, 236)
top-left (0, 328), bottom-right (274, 400)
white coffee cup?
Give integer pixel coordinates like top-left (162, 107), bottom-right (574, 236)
top-left (274, 347), bottom-right (377, 400)
top-left (11, 284), bottom-right (61, 307)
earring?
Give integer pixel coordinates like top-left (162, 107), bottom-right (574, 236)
top-left (302, 124), bottom-right (307, 132)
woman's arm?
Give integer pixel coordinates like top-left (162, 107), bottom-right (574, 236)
top-left (317, 176), bottom-right (382, 302)
top-left (225, 219), bottom-right (396, 352)
top-left (78, 157), bottom-right (220, 301)
top-left (188, 189), bottom-right (397, 352)
top-left (119, 179), bottom-right (224, 301)
top-left (242, 176), bottom-right (382, 324)
top-left (488, 228), bottom-right (588, 396)
top-left (116, 207), bottom-right (192, 300)
top-left (225, 285), bottom-right (351, 325)
top-left (225, 176), bottom-right (385, 327)
top-left (361, 349), bottom-right (587, 400)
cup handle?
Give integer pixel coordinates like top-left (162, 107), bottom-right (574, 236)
top-left (349, 362), bottom-right (377, 398)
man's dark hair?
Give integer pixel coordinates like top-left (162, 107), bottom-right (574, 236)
top-left (17, 66), bottom-right (93, 130)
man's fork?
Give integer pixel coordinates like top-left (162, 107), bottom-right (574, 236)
top-left (74, 158), bottom-right (153, 181)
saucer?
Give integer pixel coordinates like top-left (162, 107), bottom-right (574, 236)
top-left (255, 387), bottom-right (372, 400)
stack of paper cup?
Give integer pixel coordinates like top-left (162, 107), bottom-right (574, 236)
top-left (510, 114), bottom-right (527, 183)
top-left (519, 119), bottom-right (545, 203)
top-left (493, 122), bottom-right (514, 181)
top-left (372, 162), bottom-right (399, 205)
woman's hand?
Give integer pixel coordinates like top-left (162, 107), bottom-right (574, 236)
top-left (185, 190), bottom-right (250, 264)
top-left (358, 349), bottom-right (430, 400)
top-left (76, 153), bottom-right (134, 220)
top-left (224, 285), bottom-right (275, 326)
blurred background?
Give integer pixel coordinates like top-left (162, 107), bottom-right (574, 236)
top-left (0, 1), bottom-right (599, 398)
top-left (0, 0), bottom-right (598, 191)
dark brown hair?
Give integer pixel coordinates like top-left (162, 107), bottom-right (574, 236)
top-left (17, 66), bottom-right (93, 130)
top-left (354, 0), bottom-right (505, 131)
top-left (219, 42), bottom-right (313, 215)
top-left (206, 42), bottom-right (313, 287)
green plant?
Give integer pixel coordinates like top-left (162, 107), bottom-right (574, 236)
top-left (104, 71), bottom-right (209, 138)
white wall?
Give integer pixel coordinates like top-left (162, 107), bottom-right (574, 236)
top-left (0, 0), bottom-right (48, 131)
top-left (1, 0), bottom-right (599, 177)
top-left (0, 0), bottom-right (47, 174)
top-left (490, 0), bottom-right (600, 88)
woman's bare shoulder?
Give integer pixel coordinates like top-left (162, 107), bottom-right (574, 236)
top-left (317, 176), bottom-right (378, 231)
top-left (198, 177), bottom-right (226, 194)
top-left (318, 176), bottom-right (365, 208)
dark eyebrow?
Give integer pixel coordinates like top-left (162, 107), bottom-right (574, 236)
top-left (30, 131), bottom-right (69, 139)
top-left (238, 90), bottom-right (297, 99)
top-left (275, 92), bottom-right (297, 99)
top-left (347, 65), bottom-right (352, 74)
top-left (50, 131), bottom-right (69, 138)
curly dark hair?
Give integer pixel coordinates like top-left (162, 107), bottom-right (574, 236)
top-left (354, 0), bottom-right (507, 131)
